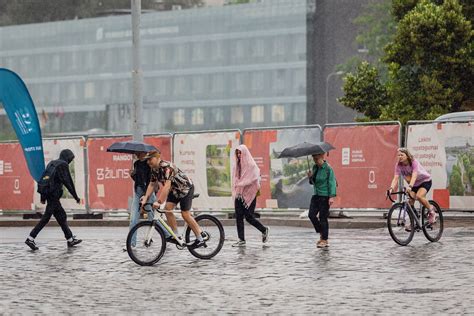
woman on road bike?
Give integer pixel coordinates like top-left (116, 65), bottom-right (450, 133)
top-left (389, 148), bottom-right (437, 226)
top-left (140, 150), bottom-right (206, 249)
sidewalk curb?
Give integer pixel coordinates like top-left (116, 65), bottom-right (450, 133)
top-left (2, 217), bottom-right (473, 229)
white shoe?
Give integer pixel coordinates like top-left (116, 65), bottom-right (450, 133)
top-left (232, 240), bottom-right (246, 247)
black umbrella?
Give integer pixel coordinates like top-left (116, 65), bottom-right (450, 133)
top-left (278, 141), bottom-right (335, 158)
top-left (106, 141), bottom-right (157, 154)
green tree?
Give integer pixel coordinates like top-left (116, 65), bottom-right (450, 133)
top-left (338, 61), bottom-right (388, 120)
top-left (339, 0), bottom-right (473, 124)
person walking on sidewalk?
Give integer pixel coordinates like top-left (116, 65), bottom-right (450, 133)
top-left (231, 144), bottom-right (269, 247)
top-left (307, 152), bottom-right (337, 248)
top-left (25, 149), bottom-right (82, 251)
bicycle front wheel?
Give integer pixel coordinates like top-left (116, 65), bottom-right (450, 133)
top-left (186, 214), bottom-right (225, 259)
top-left (422, 201), bottom-right (444, 242)
top-left (387, 203), bottom-right (415, 246)
top-left (126, 221), bottom-right (166, 266)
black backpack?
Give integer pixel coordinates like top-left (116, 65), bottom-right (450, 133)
top-left (37, 161), bottom-right (60, 197)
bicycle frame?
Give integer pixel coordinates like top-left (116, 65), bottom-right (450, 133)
top-left (144, 207), bottom-right (189, 247)
top-left (387, 189), bottom-right (426, 229)
top-left (397, 193), bottom-right (423, 230)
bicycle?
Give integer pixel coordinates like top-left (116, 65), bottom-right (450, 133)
top-left (386, 188), bottom-right (444, 246)
top-left (126, 195), bottom-right (225, 266)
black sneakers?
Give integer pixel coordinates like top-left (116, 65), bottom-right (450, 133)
top-left (25, 239), bottom-right (39, 251)
top-left (67, 238), bottom-right (82, 248)
top-left (188, 239), bottom-right (206, 249)
top-left (262, 227), bottom-right (270, 243)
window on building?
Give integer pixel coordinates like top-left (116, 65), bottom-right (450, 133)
top-left (211, 74), bottom-right (224, 93)
top-left (192, 42), bottom-right (205, 61)
top-left (177, 44), bottom-right (188, 64)
top-left (231, 107), bottom-right (244, 124)
top-left (213, 108), bottom-right (224, 123)
top-left (293, 103), bottom-right (306, 122)
top-left (235, 40), bottom-right (246, 58)
top-left (84, 82), bottom-right (95, 99)
top-left (52, 55), bottom-right (60, 71)
top-left (211, 41), bottom-right (224, 59)
top-left (51, 84), bottom-right (60, 103)
top-left (251, 105), bottom-right (264, 123)
top-left (173, 109), bottom-right (185, 125)
top-left (68, 84), bottom-right (77, 101)
top-left (174, 77), bottom-right (186, 95)
top-left (191, 108), bottom-right (204, 125)
top-left (234, 73), bottom-right (247, 92)
top-left (275, 69), bottom-right (286, 92)
top-left (294, 69), bottom-right (306, 94)
top-left (251, 72), bottom-right (264, 91)
top-left (272, 104), bottom-right (285, 122)
top-left (193, 76), bottom-right (205, 94)
top-left (273, 37), bottom-right (285, 56)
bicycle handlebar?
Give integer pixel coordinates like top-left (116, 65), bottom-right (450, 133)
top-left (386, 188), bottom-right (407, 203)
top-left (140, 202), bottom-right (166, 213)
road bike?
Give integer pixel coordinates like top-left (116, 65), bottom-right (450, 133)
top-left (386, 188), bottom-right (444, 246)
top-left (126, 197), bottom-right (225, 266)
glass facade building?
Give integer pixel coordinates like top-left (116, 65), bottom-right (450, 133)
top-left (0, 0), bottom-right (308, 135)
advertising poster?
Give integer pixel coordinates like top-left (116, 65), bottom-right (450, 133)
top-left (0, 142), bottom-right (35, 210)
top-left (324, 124), bottom-right (400, 209)
top-left (173, 131), bottom-right (240, 209)
top-left (35, 138), bottom-right (86, 210)
top-left (406, 122), bottom-right (474, 209)
top-left (87, 135), bottom-right (172, 210)
top-left (244, 127), bottom-right (322, 208)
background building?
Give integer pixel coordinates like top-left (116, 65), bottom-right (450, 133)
top-left (0, 0), bottom-right (367, 137)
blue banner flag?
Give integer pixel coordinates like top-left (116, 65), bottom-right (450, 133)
top-left (0, 68), bottom-right (45, 181)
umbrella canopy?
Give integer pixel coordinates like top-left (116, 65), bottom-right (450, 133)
top-left (106, 141), bottom-right (157, 154)
top-left (278, 141), bottom-right (335, 158)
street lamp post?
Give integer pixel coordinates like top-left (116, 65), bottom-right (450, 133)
top-left (131, 0), bottom-right (143, 141)
top-left (325, 71), bottom-right (343, 125)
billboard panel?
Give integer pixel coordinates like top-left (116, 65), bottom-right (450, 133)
top-left (406, 122), bottom-right (474, 209)
top-left (324, 124), bottom-right (400, 208)
top-left (87, 135), bottom-right (172, 210)
top-left (244, 127), bottom-right (321, 208)
top-left (0, 142), bottom-right (35, 210)
top-left (173, 131), bottom-right (241, 209)
top-left (35, 138), bottom-right (86, 210)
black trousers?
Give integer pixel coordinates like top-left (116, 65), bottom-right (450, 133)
top-left (235, 197), bottom-right (266, 241)
top-left (308, 195), bottom-right (330, 240)
top-left (30, 199), bottom-right (73, 240)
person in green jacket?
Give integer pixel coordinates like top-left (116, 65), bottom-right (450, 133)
top-left (307, 152), bottom-right (337, 248)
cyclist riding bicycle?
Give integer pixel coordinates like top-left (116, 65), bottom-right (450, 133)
top-left (389, 148), bottom-right (437, 227)
top-left (140, 150), bottom-right (206, 248)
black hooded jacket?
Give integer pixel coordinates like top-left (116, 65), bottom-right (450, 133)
top-left (43, 149), bottom-right (80, 201)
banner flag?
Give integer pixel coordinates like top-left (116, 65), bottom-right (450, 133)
top-left (0, 68), bottom-right (44, 181)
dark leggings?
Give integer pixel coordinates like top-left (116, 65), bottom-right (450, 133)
top-left (235, 197), bottom-right (266, 241)
top-left (30, 199), bottom-right (73, 240)
top-left (308, 195), bottom-right (330, 240)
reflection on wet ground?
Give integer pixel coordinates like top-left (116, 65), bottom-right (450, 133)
top-left (1, 226), bottom-right (473, 314)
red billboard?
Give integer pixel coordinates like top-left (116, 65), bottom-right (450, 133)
top-left (324, 124), bottom-right (400, 208)
top-left (0, 143), bottom-right (35, 210)
top-left (87, 135), bottom-right (172, 210)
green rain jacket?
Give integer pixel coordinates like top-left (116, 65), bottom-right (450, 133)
top-left (309, 161), bottom-right (337, 197)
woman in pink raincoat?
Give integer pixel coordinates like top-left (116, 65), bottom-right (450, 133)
top-left (231, 144), bottom-right (270, 247)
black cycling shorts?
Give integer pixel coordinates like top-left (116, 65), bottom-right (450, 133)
top-left (166, 185), bottom-right (194, 211)
top-left (412, 180), bottom-right (432, 194)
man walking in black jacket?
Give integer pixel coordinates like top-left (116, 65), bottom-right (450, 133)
top-left (25, 149), bottom-right (82, 250)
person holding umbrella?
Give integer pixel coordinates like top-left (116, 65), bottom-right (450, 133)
top-left (106, 141), bottom-right (170, 249)
top-left (307, 151), bottom-right (337, 248)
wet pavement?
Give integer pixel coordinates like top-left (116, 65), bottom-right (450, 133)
top-left (1, 225), bottom-right (473, 314)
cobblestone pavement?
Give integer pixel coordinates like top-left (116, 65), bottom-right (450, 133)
top-left (1, 225), bottom-right (473, 314)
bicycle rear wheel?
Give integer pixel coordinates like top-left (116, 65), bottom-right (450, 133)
top-left (387, 203), bottom-right (415, 246)
top-left (126, 221), bottom-right (166, 266)
top-left (422, 201), bottom-right (444, 242)
top-left (185, 214), bottom-right (225, 259)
